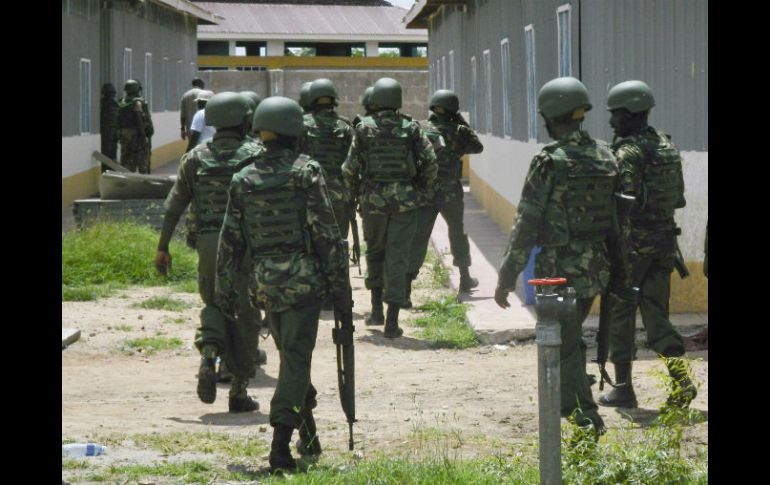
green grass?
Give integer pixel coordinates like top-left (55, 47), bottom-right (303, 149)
top-left (409, 296), bottom-right (478, 349)
top-left (62, 221), bottom-right (198, 301)
top-left (129, 431), bottom-right (268, 459)
top-left (130, 295), bottom-right (193, 311)
top-left (113, 324), bottom-right (133, 332)
top-left (424, 247), bottom-right (450, 288)
top-left (162, 316), bottom-right (188, 324)
top-left (62, 459), bottom-right (90, 470)
top-left (84, 461), bottom-right (251, 484)
top-left (171, 278), bottom-right (200, 293)
top-left (123, 336), bottom-right (183, 354)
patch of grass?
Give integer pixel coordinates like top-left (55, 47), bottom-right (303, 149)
top-left (85, 461), bottom-right (250, 485)
top-left (130, 295), bottom-right (193, 312)
top-left (130, 431), bottom-right (268, 459)
top-left (124, 336), bottom-right (183, 354)
top-left (171, 278), bottom-right (200, 294)
top-left (114, 324), bottom-right (133, 332)
top-left (62, 221), bottom-right (198, 301)
top-left (162, 316), bottom-right (188, 324)
top-left (62, 459), bottom-right (90, 470)
top-left (424, 247), bottom-right (451, 289)
top-left (409, 296), bottom-right (478, 349)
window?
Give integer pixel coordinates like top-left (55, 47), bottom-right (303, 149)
top-left (449, 50), bottom-right (455, 91)
top-left (501, 39), bottom-right (512, 138)
top-left (524, 25), bottom-right (538, 140)
top-left (190, 61), bottom-right (196, 81)
top-left (482, 49), bottom-right (492, 134)
top-left (557, 4), bottom-right (572, 77)
top-left (123, 48), bottom-right (133, 85)
top-left (176, 60), bottom-right (182, 103)
top-left (436, 59), bottom-right (442, 90)
top-left (470, 56), bottom-right (477, 127)
top-left (79, 59), bottom-right (91, 134)
top-left (144, 53), bottom-right (153, 111)
top-left (163, 57), bottom-right (169, 110)
top-left (441, 56), bottom-right (447, 90)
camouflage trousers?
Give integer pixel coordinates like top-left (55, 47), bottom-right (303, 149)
top-left (331, 199), bottom-right (351, 241)
top-left (408, 194), bottom-right (471, 278)
top-left (609, 251), bottom-right (685, 363)
top-left (266, 303), bottom-right (320, 428)
top-left (562, 296), bottom-right (602, 425)
top-left (362, 209), bottom-right (418, 307)
top-left (119, 129), bottom-right (150, 174)
top-left (194, 233), bottom-right (261, 379)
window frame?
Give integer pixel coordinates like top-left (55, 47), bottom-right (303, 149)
top-left (123, 48), bottom-right (133, 86)
top-left (557, 4), bottom-right (572, 77)
top-left (524, 24), bottom-right (538, 141)
top-left (470, 56), bottom-right (477, 128)
top-left (500, 38), bottom-right (512, 139)
top-left (482, 49), bottom-right (492, 135)
top-left (144, 52), bottom-right (153, 111)
top-left (79, 58), bottom-right (91, 135)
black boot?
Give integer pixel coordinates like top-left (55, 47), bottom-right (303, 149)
top-left (295, 409), bottom-right (322, 457)
top-left (383, 304), bottom-right (403, 338)
top-left (228, 376), bottom-right (259, 413)
top-left (196, 348), bottom-right (218, 404)
top-left (403, 273), bottom-right (415, 309)
top-left (598, 362), bottom-right (638, 408)
top-left (665, 358), bottom-right (698, 408)
top-left (269, 424), bottom-right (297, 474)
top-left (365, 288), bottom-right (384, 326)
top-left (458, 266), bottom-right (479, 293)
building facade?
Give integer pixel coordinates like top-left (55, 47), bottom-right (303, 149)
top-left (406, 0), bottom-right (708, 312)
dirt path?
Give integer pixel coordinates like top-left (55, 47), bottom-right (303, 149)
top-left (62, 259), bottom-right (708, 478)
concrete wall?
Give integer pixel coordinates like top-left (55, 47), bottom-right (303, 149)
top-left (196, 69), bottom-right (430, 121)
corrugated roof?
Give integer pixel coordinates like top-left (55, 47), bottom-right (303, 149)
top-left (196, 2), bottom-right (427, 38)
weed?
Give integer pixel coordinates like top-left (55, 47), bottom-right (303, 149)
top-left (409, 296), bottom-right (478, 349)
top-left (124, 337), bottom-right (183, 354)
top-left (131, 295), bottom-right (193, 312)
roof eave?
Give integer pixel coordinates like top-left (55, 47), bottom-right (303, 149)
top-left (151, 0), bottom-right (220, 25)
top-left (403, 0), bottom-right (466, 29)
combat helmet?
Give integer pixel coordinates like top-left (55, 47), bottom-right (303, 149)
top-left (124, 79), bottom-right (141, 95)
top-left (537, 77), bottom-right (592, 119)
top-left (204, 92), bottom-right (252, 129)
top-left (361, 86), bottom-right (374, 108)
top-left (606, 80), bottom-right (655, 113)
top-left (299, 82), bottom-right (313, 110)
top-left (252, 96), bottom-right (304, 137)
top-left (429, 89), bottom-right (460, 113)
top-left (309, 78), bottom-right (338, 105)
top-left (240, 91), bottom-right (263, 112)
top-left (371, 77), bottom-right (402, 110)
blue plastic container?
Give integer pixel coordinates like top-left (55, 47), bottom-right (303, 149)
top-left (523, 246), bottom-right (542, 305)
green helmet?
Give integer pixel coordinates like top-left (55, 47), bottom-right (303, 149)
top-left (124, 79), bottom-right (141, 94)
top-left (606, 80), bottom-right (655, 113)
top-left (537, 77), bottom-right (592, 119)
top-left (429, 89), bottom-right (459, 113)
top-left (299, 82), bottom-right (312, 110)
top-left (309, 78), bottom-right (338, 105)
top-left (361, 86), bottom-right (374, 107)
top-left (371, 77), bottom-right (402, 110)
top-left (240, 91), bottom-right (263, 112)
top-left (204, 92), bottom-right (251, 128)
top-left (252, 96), bottom-right (304, 137)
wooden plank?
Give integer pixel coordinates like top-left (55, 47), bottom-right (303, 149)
top-left (62, 328), bottom-right (81, 349)
top-left (92, 151), bottom-right (130, 173)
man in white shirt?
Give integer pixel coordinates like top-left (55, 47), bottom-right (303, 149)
top-left (186, 90), bottom-right (216, 152)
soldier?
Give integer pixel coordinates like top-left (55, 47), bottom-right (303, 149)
top-left (240, 91), bottom-right (263, 139)
top-left (494, 77), bottom-right (629, 437)
top-left (154, 92), bottom-right (263, 414)
top-left (352, 86), bottom-right (374, 128)
top-left (342, 77), bottom-right (437, 337)
top-left (117, 80), bottom-right (152, 173)
top-left (215, 96), bottom-right (351, 473)
top-left (598, 80), bottom-right (697, 409)
top-left (298, 78), bottom-right (354, 240)
top-left (180, 77), bottom-right (205, 140)
top-left (298, 82), bottom-right (312, 114)
top-left (99, 83), bottom-right (119, 169)
top-left (406, 89), bottom-right (484, 307)
top-left (186, 90), bottom-right (215, 152)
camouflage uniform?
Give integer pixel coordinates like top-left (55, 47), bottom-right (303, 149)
top-left (497, 129), bottom-right (625, 425)
top-left (100, 86), bottom-right (119, 166)
top-left (409, 112), bottom-right (484, 278)
top-left (163, 132), bottom-right (265, 386)
top-left (342, 109), bottom-right (437, 307)
top-left (117, 94), bottom-right (151, 173)
top-left (216, 147), bottom-right (349, 428)
top-left (298, 108), bottom-right (354, 239)
top-left (608, 126), bottom-right (687, 364)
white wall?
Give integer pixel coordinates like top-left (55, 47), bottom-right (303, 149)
top-left (675, 151), bottom-right (709, 260)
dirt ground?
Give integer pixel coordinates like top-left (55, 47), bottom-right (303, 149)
top-left (62, 257), bottom-right (708, 481)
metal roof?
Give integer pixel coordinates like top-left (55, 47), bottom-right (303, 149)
top-left (196, 2), bottom-right (428, 40)
top-left (153, 0), bottom-right (221, 25)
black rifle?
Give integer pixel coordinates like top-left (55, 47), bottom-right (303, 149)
top-left (594, 286), bottom-right (639, 390)
top-left (332, 287), bottom-right (356, 451)
top-left (350, 203), bottom-right (361, 275)
top-left (674, 239), bottom-right (690, 279)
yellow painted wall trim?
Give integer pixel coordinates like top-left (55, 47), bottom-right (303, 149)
top-left (151, 139), bottom-right (186, 170)
top-left (197, 55), bottom-right (429, 70)
top-left (468, 168), bottom-right (707, 313)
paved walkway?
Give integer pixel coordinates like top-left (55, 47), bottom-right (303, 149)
top-left (429, 184), bottom-right (708, 344)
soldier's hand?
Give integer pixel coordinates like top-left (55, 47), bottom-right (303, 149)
top-left (494, 286), bottom-right (511, 309)
top-left (154, 250), bottom-right (172, 276)
top-left (181, 128), bottom-right (187, 140)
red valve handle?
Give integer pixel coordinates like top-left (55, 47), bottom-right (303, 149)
top-left (527, 278), bottom-right (568, 286)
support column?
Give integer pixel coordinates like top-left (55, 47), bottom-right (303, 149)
top-left (228, 40), bottom-right (237, 56)
top-left (267, 40), bottom-right (285, 56)
top-left (365, 41), bottom-right (379, 57)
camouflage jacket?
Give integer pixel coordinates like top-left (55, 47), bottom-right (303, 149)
top-left (420, 112), bottom-right (484, 205)
top-left (612, 126), bottom-right (685, 257)
top-left (215, 147), bottom-right (349, 314)
top-left (298, 108), bottom-right (354, 204)
top-left (117, 95), bottom-right (148, 133)
top-left (497, 130), bottom-right (628, 299)
top-left (342, 109), bottom-right (438, 215)
top-left (163, 132), bottom-right (264, 238)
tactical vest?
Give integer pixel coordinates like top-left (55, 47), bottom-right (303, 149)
top-left (362, 116), bottom-right (417, 182)
top-left (117, 98), bottom-right (142, 129)
top-left (539, 141), bottom-right (617, 246)
top-left (636, 130), bottom-right (686, 216)
top-left (423, 120), bottom-right (461, 180)
top-left (193, 144), bottom-right (254, 233)
top-left (303, 118), bottom-right (349, 178)
top-left (241, 156), bottom-right (309, 257)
